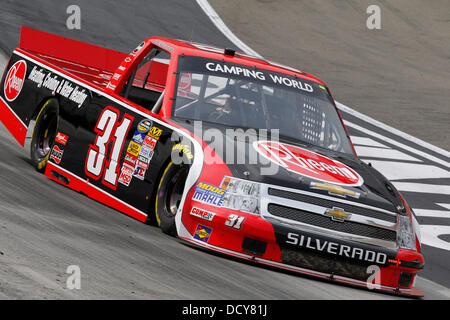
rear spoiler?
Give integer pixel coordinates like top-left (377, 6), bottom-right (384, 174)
top-left (19, 26), bottom-right (127, 72)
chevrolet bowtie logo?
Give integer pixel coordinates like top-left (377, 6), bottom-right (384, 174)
top-left (310, 182), bottom-right (360, 198)
top-left (325, 207), bottom-right (351, 222)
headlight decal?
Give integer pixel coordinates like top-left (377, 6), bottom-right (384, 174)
top-left (397, 215), bottom-right (417, 251)
top-left (189, 177), bottom-right (262, 215)
top-left (220, 176), bottom-right (261, 215)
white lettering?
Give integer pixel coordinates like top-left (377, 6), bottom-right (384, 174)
top-left (316, 239), bottom-right (328, 251)
top-left (327, 242), bottom-right (338, 255)
top-left (286, 233), bottom-right (390, 264)
top-left (286, 233), bottom-right (299, 245)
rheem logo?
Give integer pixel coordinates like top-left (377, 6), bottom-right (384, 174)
top-left (254, 140), bottom-right (363, 186)
top-left (4, 60), bottom-right (27, 102)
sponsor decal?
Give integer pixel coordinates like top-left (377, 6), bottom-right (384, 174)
top-left (131, 132), bottom-right (146, 144)
top-left (118, 163), bottom-right (134, 186)
top-left (190, 207), bottom-right (215, 221)
top-left (310, 182), bottom-right (360, 198)
top-left (143, 135), bottom-right (157, 150)
top-left (50, 145), bottom-right (64, 164)
top-left (124, 153), bottom-right (137, 166)
top-left (205, 62), bottom-right (313, 93)
top-left (192, 182), bottom-right (226, 207)
top-left (138, 154), bottom-right (151, 164)
top-left (286, 232), bottom-right (388, 264)
top-left (28, 65), bottom-right (88, 108)
top-left (137, 119), bottom-right (153, 133)
top-left (193, 224), bottom-right (212, 243)
top-left (136, 159), bottom-right (149, 170)
top-left (137, 153), bottom-right (151, 170)
top-left (118, 120), bottom-right (158, 187)
top-left (254, 141), bottom-right (363, 186)
top-left (28, 66), bottom-right (45, 88)
top-left (324, 207), bottom-right (351, 222)
top-left (139, 145), bottom-right (153, 159)
top-left (62, 81), bottom-right (88, 108)
top-left (55, 132), bottom-right (68, 146)
top-left (4, 60), bottom-right (27, 102)
top-left (133, 166), bottom-right (146, 180)
top-left (148, 126), bottom-right (162, 139)
top-left (172, 143), bottom-right (194, 159)
top-left (64, 85), bottom-right (87, 109)
top-left (127, 141), bottom-right (141, 157)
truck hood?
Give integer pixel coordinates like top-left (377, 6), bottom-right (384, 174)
top-left (178, 120), bottom-right (405, 217)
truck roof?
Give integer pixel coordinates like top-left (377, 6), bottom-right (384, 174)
top-left (149, 37), bottom-right (326, 86)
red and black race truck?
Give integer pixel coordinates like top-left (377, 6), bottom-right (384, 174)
top-left (0, 27), bottom-right (424, 296)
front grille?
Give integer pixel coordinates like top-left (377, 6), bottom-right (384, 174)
top-left (268, 188), bottom-right (397, 223)
top-left (281, 248), bottom-right (370, 281)
top-left (268, 204), bottom-right (397, 242)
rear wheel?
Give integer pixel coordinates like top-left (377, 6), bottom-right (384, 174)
top-left (155, 161), bottom-right (189, 236)
top-left (30, 99), bottom-right (59, 172)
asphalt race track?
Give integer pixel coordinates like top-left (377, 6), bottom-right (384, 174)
top-left (0, 0), bottom-right (449, 300)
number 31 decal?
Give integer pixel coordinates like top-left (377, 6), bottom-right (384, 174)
top-left (225, 214), bottom-right (245, 230)
top-left (85, 106), bottom-right (134, 189)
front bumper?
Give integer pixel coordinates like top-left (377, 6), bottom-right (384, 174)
top-left (178, 203), bottom-right (425, 297)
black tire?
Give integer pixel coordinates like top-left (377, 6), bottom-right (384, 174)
top-left (30, 99), bottom-right (59, 172)
top-left (155, 161), bottom-right (189, 236)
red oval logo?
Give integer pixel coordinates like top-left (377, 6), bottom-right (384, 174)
top-left (4, 60), bottom-right (27, 102)
top-left (254, 141), bottom-right (363, 186)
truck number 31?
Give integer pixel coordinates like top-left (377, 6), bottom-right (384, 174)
top-left (85, 106), bottom-right (134, 189)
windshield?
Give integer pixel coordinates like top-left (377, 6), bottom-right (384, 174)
top-left (173, 55), bottom-right (354, 155)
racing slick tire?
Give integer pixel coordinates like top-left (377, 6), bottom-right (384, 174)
top-left (30, 99), bottom-right (59, 173)
top-left (155, 161), bottom-right (189, 237)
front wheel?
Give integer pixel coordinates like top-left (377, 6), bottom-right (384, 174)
top-left (155, 161), bottom-right (189, 236)
top-left (30, 99), bottom-right (59, 172)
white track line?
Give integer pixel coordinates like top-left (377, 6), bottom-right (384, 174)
top-left (415, 204), bottom-right (450, 218)
top-left (337, 102), bottom-right (450, 158)
top-left (196, 0), bottom-right (450, 159)
top-left (345, 121), bottom-right (450, 169)
top-left (196, 0), bottom-right (263, 59)
top-left (392, 182), bottom-right (450, 195)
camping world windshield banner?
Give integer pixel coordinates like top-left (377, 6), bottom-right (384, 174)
top-left (176, 55), bottom-right (332, 102)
